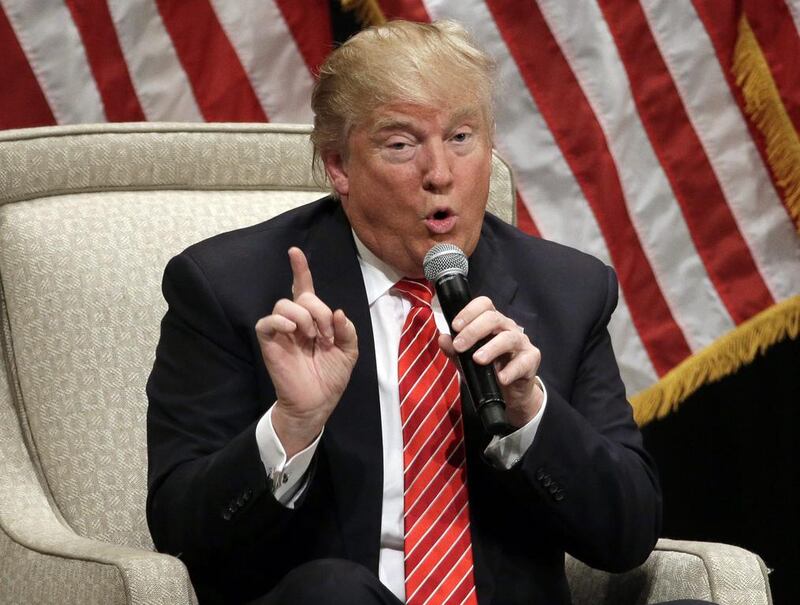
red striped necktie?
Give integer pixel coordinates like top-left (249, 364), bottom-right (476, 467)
top-left (394, 278), bottom-right (479, 605)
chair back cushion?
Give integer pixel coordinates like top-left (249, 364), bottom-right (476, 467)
top-left (0, 123), bottom-right (515, 550)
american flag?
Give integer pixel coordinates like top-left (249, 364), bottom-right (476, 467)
top-left (1, 0), bottom-right (798, 423)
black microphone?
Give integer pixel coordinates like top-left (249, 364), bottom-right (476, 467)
top-left (423, 243), bottom-right (512, 437)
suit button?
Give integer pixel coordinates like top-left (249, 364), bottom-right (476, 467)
top-left (543, 477), bottom-right (552, 487)
top-left (222, 510), bottom-right (232, 521)
top-left (554, 492), bottom-right (565, 502)
top-left (536, 468), bottom-right (545, 481)
top-left (548, 484), bottom-right (559, 494)
top-left (244, 489), bottom-right (253, 500)
top-left (237, 495), bottom-right (247, 507)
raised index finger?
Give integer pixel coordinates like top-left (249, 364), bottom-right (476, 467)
top-left (288, 247), bottom-right (315, 298)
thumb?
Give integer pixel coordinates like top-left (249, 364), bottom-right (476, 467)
top-left (438, 333), bottom-right (457, 359)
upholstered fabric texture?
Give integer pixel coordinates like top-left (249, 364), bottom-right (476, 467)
top-left (0, 327), bottom-right (195, 604)
top-left (567, 539), bottom-right (772, 605)
top-left (0, 190), bottom-right (323, 549)
top-left (0, 123), bottom-right (516, 226)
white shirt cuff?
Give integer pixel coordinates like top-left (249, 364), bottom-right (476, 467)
top-left (255, 405), bottom-right (322, 507)
top-left (483, 376), bottom-right (548, 469)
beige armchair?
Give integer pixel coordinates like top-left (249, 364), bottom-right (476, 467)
top-left (0, 123), bottom-right (772, 604)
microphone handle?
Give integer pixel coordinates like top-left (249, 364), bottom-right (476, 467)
top-left (434, 274), bottom-right (512, 437)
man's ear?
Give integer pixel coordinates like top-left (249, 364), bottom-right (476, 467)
top-left (322, 151), bottom-right (350, 198)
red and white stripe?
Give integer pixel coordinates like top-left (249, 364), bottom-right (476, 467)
top-left (106, 0), bottom-right (202, 121)
top-left (1, 1), bottom-right (798, 397)
top-left (209, 0), bottom-right (315, 122)
top-left (789, 0), bottom-right (800, 33)
top-left (0, 0), bottom-right (318, 124)
top-left (2, 0), bottom-right (105, 123)
top-left (648, 1), bottom-right (797, 304)
top-left (541, 0), bottom-right (733, 350)
top-left (395, 279), bottom-right (477, 605)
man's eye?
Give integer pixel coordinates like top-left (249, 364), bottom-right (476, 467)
top-left (452, 132), bottom-right (471, 143)
top-left (388, 142), bottom-right (408, 150)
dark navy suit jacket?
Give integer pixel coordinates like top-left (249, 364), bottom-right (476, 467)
top-left (146, 196), bottom-right (661, 604)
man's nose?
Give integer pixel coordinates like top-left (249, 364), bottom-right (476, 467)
top-left (421, 140), bottom-right (454, 192)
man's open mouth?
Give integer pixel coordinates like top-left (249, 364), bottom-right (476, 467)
top-left (425, 209), bottom-right (457, 234)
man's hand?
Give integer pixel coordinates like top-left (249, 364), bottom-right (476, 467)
top-left (439, 296), bottom-right (543, 428)
top-left (255, 247), bottom-right (358, 457)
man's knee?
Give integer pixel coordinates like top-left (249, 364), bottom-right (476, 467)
top-left (263, 559), bottom-right (399, 605)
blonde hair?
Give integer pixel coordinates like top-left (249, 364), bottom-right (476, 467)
top-left (310, 20), bottom-right (496, 184)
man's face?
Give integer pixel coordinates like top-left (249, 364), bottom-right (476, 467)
top-left (323, 102), bottom-right (493, 278)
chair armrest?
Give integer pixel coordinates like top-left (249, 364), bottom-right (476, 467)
top-left (0, 379), bottom-right (195, 605)
top-left (567, 538), bottom-right (772, 605)
top-left (649, 539), bottom-right (772, 605)
top-left (0, 523), bottom-right (195, 605)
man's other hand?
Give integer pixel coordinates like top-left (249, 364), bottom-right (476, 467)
top-left (439, 296), bottom-right (543, 428)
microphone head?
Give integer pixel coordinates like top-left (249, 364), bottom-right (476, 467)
top-left (423, 243), bottom-right (469, 283)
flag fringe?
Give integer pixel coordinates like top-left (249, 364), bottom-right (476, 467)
top-left (340, 0), bottom-right (386, 27)
top-left (732, 14), bottom-right (800, 232)
top-left (631, 295), bottom-right (800, 426)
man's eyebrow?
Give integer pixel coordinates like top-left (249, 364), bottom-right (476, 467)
top-left (370, 107), bottom-right (483, 136)
top-left (446, 107), bottom-right (482, 130)
top-left (371, 117), bottom-right (418, 134)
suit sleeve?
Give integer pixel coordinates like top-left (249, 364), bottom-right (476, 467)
top-left (145, 252), bottom-right (318, 598)
top-left (508, 265), bottom-right (662, 572)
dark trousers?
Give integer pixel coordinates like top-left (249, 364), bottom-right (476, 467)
top-left (249, 559), bottom-right (401, 605)
top-left (249, 558), bottom-right (716, 605)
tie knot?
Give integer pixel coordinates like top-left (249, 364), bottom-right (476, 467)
top-left (394, 278), bottom-right (435, 307)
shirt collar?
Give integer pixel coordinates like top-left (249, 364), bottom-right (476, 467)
top-left (352, 230), bottom-right (404, 305)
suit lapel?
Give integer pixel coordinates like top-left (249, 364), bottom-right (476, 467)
top-left (462, 221), bottom-right (539, 605)
top-left (470, 221), bottom-right (538, 344)
top-left (468, 224), bottom-right (516, 307)
top-left (302, 200), bottom-right (383, 574)
top-left (462, 221), bottom-right (538, 433)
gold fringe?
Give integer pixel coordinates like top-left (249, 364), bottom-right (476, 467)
top-left (732, 14), bottom-right (800, 232)
top-left (340, 0), bottom-right (386, 27)
top-left (631, 295), bottom-right (800, 426)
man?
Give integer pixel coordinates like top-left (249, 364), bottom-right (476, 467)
top-left (147, 20), bottom-right (672, 605)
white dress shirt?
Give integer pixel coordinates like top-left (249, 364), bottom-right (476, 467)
top-left (255, 233), bottom-right (547, 601)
